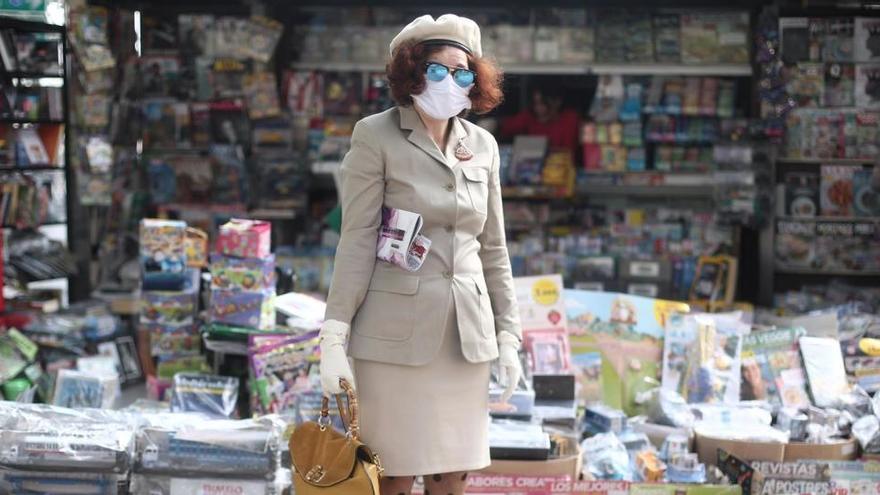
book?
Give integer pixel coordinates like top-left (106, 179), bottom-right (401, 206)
top-left (377, 207), bottom-right (432, 272)
top-left (853, 167), bottom-right (880, 217)
top-left (140, 14), bottom-right (179, 53)
top-left (855, 17), bottom-right (880, 61)
top-left (209, 144), bottom-right (248, 205)
top-left (0, 29), bottom-right (17, 71)
top-left (822, 17), bottom-right (855, 62)
top-left (856, 64), bottom-right (880, 109)
top-left (820, 164), bottom-right (858, 216)
top-left (178, 14), bottom-right (215, 58)
top-left (788, 63), bottom-right (824, 108)
top-left (741, 327), bottom-right (809, 408)
top-left (661, 312), bottom-right (747, 405)
top-left (824, 63), bottom-right (855, 107)
top-left (245, 16), bottom-right (283, 63)
top-left (565, 290), bottom-right (689, 415)
top-left (249, 332), bottom-right (319, 415)
top-left (211, 58), bottom-right (247, 99)
top-left (169, 373), bottom-right (239, 418)
top-left (510, 135), bottom-right (548, 185)
top-left (52, 369), bottom-right (113, 409)
top-left (653, 14), bottom-right (681, 63)
top-left (14, 32), bottom-right (61, 74)
top-left (142, 98), bottom-right (191, 150)
top-left (243, 71), bottom-right (281, 120)
top-left (784, 171), bottom-right (820, 218)
top-left (209, 99), bottom-right (249, 146)
top-left (140, 55), bottom-right (181, 98)
top-left (780, 17), bottom-right (811, 63)
top-left (800, 336), bottom-right (850, 407)
top-left (16, 128), bottom-right (49, 165)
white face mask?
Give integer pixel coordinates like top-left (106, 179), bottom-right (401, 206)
top-left (411, 75), bottom-right (473, 120)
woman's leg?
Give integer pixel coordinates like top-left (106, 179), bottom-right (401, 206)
top-left (422, 471), bottom-right (469, 495)
top-left (380, 475), bottom-right (416, 495)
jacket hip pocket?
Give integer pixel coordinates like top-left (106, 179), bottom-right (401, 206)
top-left (462, 167), bottom-right (489, 216)
top-left (352, 273), bottom-right (419, 342)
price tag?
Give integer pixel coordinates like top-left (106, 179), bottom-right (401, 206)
top-left (629, 261), bottom-right (661, 278)
top-left (628, 283), bottom-right (659, 298)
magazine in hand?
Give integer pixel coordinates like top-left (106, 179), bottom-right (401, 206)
top-left (377, 207), bottom-right (432, 272)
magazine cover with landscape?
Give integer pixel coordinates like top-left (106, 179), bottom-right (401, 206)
top-left (564, 290), bottom-right (689, 415)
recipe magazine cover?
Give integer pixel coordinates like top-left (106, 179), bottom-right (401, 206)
top-left (564, 290), bottom-right (689, 415)
top-left (740, 327), bottom-right (810, 408)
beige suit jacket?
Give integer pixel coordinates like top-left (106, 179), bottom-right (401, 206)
top-left (323, 105), bottom-right (521, 366)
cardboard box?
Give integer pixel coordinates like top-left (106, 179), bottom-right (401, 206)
top-left (210, 253), bottom-right (276, 291)
top-left (216, 218), bottom-right (271, 259)
top-left (695, 431), bottom-right (786, 464)
top-left (784, 438), bottom-right (859, 461)
top-left (209, 289), bottom-right (276, 329)
top-left (486, 435), bottom-right (582, 480)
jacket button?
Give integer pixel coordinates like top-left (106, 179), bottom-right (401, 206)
top-left (443, 271), bottom-right (452, 279)
top-left (444, 224), bottom-right (453, 232)
top-left (445, 183), bottom-right (455, 191)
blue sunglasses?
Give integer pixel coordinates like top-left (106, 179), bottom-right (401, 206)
top-left (425, 62), bottom-right (476, 88)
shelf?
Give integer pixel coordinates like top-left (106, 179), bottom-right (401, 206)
top-left (1, 220), bottom-right (66, 229)
top-left (0, 164), bottom-right (64, 172)
top-left (577, 184), bottom-right (715, 198)
top-left (589, 63), bottom-right (752, 76)
top-left (0, 118), bottom-right (64, 125)
top-left (290, 61), bottom-right (753, 76)
top-left (248, 208), bottom-right (299, 220)
top-left (777, 157), bottom-right (871, 165)
top-left (1, 71), bottom-right (64, 80)
top-left (775, 267), bottom-right (880, 277)
top-left (777, 216), bottom-right (880, 222)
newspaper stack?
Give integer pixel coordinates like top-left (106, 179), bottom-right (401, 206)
top-left (377, 207), bottom-right (432, 272)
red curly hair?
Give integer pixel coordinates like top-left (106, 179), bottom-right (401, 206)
top-left (386, 40), bottom-right (504, 114)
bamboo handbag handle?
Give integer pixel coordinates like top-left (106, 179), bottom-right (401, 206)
top-left (318, 378), bottom-right (360, 440)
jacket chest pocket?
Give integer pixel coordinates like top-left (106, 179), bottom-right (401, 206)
top-left (461, 167), bottom-right (489, 216)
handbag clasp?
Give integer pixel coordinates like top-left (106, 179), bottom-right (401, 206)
top-left (305, 464), bottom-right (326, 482)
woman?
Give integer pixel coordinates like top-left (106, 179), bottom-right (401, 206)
top-left (500, 78), bottom-right (580, 150)
top-left (319, 14), bottom-right (523, 495)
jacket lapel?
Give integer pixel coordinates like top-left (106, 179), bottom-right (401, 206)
top-left (398, 106), bottom-right (452, 169)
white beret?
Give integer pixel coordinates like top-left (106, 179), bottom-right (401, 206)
top-left (389, 14), bottom-right (482, 58)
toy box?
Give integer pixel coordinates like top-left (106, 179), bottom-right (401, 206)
top-left (210, 289), bottom-right (276, 329)
top-left (210, 253), bottom-right (276, 291)
top-left (140, 290), bottom-right (198, 327)
top-left (140, 219), bottom-right (187, 290)
top-left (215, 218), bottom-right (271, 259)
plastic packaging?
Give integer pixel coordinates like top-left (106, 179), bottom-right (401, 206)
top-left (0, 469), bottom-right (128, 495)
top-left (643, 388), bottom-right (695, 428)
top-left (853, 415), bottom-right (880, 453)
top-left (135, 414), bottom-right (282, 477)
top-left (0, 402), bottom-right (136, 473)
top-left (581, 432), bottom-right (632, 481)
top-left (169, 373), bottom-right (239, 418)
top-left (488, 420), bottom-right (551, 460)
top-left (129, 471), bottom-right (290, 495)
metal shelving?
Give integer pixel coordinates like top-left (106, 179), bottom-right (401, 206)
top-left (290, 61), bottom-right (754, 77)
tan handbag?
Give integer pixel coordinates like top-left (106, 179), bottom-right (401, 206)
top-left (290, 379), bottom-right (383, 494)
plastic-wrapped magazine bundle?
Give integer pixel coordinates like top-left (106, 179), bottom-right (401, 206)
top-left (129, 471), bottom-right (291, 495)
top-left (134, 412), bottom-right (284, 480)
top-left (0, 403), bottom-right (137, 495)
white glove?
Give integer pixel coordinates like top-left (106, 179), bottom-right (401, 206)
top-left (497, 331), bottom-right (522, 402)
top-left (319, 319), bottom-right (355, 397)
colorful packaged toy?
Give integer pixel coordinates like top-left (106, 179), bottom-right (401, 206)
top-left (216, 218), bottom-right (271, 259)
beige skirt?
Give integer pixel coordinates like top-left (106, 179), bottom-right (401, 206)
top-left (352, 298), bottom-right (491, 477)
